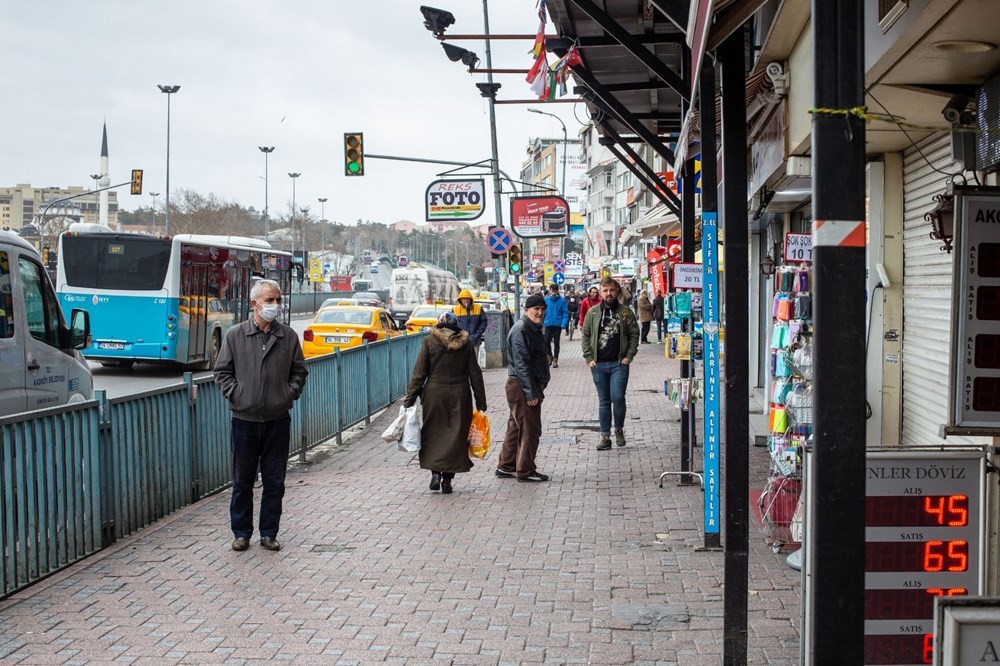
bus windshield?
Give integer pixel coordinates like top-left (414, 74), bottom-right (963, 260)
top-left (62, 235), bottom-right (171, 291)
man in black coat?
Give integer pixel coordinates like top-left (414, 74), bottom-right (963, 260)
top-left (652, 290), bottom-right (665, 343)
top-left (497, 294), bottom-right (551, 482)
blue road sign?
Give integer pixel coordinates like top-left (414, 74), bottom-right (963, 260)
top-left (527, 270), bottom-right (536, 280)
top-left (701, 212), bottom-right (720, 536)
top-left (552, 272), bottom-right (565, 285)
top-left (487, 227), bottom-right (513, 254)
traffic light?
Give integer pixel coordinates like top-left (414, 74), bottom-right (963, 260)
top-left (344, 132), bottom-right (364, 176)
top-left (130, 169), bottom-right (143, 195)
top-left (508, 244), bottom-right (523, 275)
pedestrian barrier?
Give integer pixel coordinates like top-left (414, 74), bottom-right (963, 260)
top-left (0, 332), bottom-right (425, 599)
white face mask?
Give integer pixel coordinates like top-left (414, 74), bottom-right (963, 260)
top-left (257, 303), bottom-right (280, 322)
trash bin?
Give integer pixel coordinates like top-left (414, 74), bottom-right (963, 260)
top-left (483, 309), bottom-right (513, 369)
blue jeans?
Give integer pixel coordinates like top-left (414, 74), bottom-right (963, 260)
top-left (591, 361), bottom-right (630, 435)
top-left (230, 416), bottom-right (291, 539)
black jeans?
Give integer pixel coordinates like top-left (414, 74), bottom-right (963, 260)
top-left (230, 416), bottom-right (291, 539)
top-left (543, 326), bottom-right (563, 360)
top-left (641, 321), bottom-right (651, 342)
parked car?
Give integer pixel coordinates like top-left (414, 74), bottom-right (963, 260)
top-left (319, 297), bottom-right (355, 310)
top-left (302, 306), bottom-right (402, 358)
top-left (403, 305), bottom-right (453, 332)
top-left (351, 291), bottom-right (383, 307)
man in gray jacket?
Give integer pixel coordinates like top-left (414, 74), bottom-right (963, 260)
top-left (497, 293), bottom-right (551, 482)
top-left (214, 279), bottom-right (308, 552)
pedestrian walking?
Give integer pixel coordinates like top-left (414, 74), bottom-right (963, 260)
top-left (543, 283), bottom-right (569, 367)
top-left (566, 286), bottom-right (581, 340)
top-left (578, 286), bottom-right (601, 328)
top-left (652, 290), bottom-right (665, 343)
top-left (214, 279), bottom-right (308, 553)
top-left (453, 289), bottom-right (487, 352)
top-left (403, 312), bottom-right (487, 494)
top-left (638, 292), bottom-right (654, 344)
top-left (581, 277), bottom-right (640, 451)
top-left (497, 294), bottom-right (551, 482)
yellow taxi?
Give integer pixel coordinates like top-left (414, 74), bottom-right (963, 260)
top-left (403, 305), bottom-right (453, 333)
top-left (302, 306), bottom-right (403, 358)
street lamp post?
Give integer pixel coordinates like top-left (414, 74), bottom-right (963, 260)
top-left (89, 174), bottom-right (103, 225)
top-left (318, 198), bottom-right (327, 251)
top-left (259, 146), bottom-right (274, 239)
top-left (149, 192), bottom-right (160, 230)
top-left (528, 108), bottom-right (569, 260)
top-left (288, 172), bottom-right (301, 264)
top-left (157, 84), bottom-right (180, 235)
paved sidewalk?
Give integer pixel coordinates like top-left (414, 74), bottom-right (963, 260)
top-left (0, 334), bottom-right (801, 665)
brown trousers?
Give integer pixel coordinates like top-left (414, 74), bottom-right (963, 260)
top-left (499, 377), bottom-right (543, 477)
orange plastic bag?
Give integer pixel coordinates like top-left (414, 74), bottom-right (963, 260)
top-left (468, 411), bottom-right (491, 459)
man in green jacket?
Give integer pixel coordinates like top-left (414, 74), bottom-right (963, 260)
top-left (581, 277), bottom-right (640, 450)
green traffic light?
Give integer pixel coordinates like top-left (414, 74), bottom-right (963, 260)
top-left (348, 162), bottom-right (361, 174)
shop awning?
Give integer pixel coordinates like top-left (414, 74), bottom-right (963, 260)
top-left (620, 203), bottom-right (682, 247)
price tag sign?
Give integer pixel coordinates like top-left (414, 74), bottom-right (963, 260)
top-left (672, 262), bottom-right (703, 290)
top-left (862, 452), bottom-right (986, 666)
top-left (784, 232), bottom-right (813, 263)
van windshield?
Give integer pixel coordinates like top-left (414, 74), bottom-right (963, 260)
top-left (62, 236), bottom-right (172, 291)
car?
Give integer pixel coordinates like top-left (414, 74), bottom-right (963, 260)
top-left (319, 297), bottom-right (355, 309)
top-left (370, 265), bottom-right (379, 273)
top-left (404, 305), bottom-right (453, 332)
top-left (351, 291), bottom-right (383, 307)
top-left (301, 306), bottom-right (402, 358)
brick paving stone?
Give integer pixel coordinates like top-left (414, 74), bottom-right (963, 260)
top-left (0, 335), bottom-right (800, 663)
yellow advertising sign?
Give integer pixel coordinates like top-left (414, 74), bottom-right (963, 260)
top-left (543, 263), bottom-right (555, 285)
top-left (309, 259), bottom-right (322, 282)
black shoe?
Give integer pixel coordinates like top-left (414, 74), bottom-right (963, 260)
top-left (597, 436), bottom-right (612, 451)
top-left (231, 537), bottom-right (250, 552)
top-left (552, 358), bottom-right (558, 368)
top-left (517, 472), bottom-right (550, 482)
top-left (615, 429), bottom-right (626, 447)
top-left (259, 537), bottom-right (281, 551)
top-left (441, 479), bottom-right (453, 494)
top-left (495, 467), bottom-right (515, 478)
top-left (430, 472), bottom-right (442, 491)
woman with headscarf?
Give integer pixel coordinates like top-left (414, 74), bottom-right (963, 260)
top-left (403, 312), bottom-right (487, 494)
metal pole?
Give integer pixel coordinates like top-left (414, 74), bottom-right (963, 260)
top-left (157, 85), bottom-right (180, 235)
top-left (720, 27), bottom-right (750, 666)
top-left (698, 55), bottom-right (721, 551)
top-left (260, 146), bottom-right (274, 239)
top-left (809, 0), bottom-right (866, 661)
top-left (679, 45), bottom-right (696, 487)
top-left (288, 172), bottom-right (300, 265)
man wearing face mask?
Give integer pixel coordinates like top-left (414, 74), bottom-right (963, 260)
top-left (214, 279), bottom-right (308, 553)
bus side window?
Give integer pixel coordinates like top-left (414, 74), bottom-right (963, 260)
top-left (18, 256), bottom-right (61, 348)
top-left (0, 251), bottom-right (14, 339)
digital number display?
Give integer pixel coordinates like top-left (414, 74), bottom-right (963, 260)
top-left (865, 540), bottom-right (969, 572)
top-left (107, 244), bottom-right (124, 255)
top-left (865, 495), bottom-right (969, 527)
top-left (979, 242), bottom-right (1000, 278)
top-left (977, 285), bottom-right (1000, 321)
top-left (864, 634), bottom-right (933, 665)
top-left (975, 334), bottom-right (1000, 370)
top-left (973, 377), bottom-right (1000, 412)
top-left (865, 588), bottom-right (968, 620)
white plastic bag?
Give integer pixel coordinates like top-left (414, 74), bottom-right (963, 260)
top-left (399, 401), bottom-right (423, 452)
top-left (477, 344), bottom-right (487, 369)
top-left (381, 405), bottom-right (407, 444)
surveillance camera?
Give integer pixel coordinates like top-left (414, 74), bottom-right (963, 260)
top-left (441, 42), bottom-right (478, 70)
top-left (765, 62), bottom-right (788, 96)
top-left (765, 62), bottom-right (783, 79)
top-left (942, 94), bottom-right (969, 124)
top-left (420, 6), bottom-right (456, 36)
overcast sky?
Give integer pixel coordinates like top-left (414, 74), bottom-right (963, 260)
top-left (3, 0), bottom-right (584, 227)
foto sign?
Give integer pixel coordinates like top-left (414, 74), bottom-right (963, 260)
top-left (510, 195), bottom-right (570, 238)
top-left (672, 262), bottom-right (703, 290)
top-left (425, 179), bottom-right (485, 222)
top-left (785, 232), bottom-right (813, 262)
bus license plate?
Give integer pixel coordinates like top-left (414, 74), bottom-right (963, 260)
top-left (99, 342), bottom-right (126, 350)
top-left (326, 336), bottom-right (350, 344)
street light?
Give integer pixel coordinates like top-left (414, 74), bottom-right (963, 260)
top-left (527, 108), bottom-right (568, 197)
top-left (149, 191), bottom-right (160, 230)
top-left (157, 84), bottom-right (180, 235)
top-left (259, 146), bottom-right (275, 239)
top-left (288, 172), bottom-right (301, 263)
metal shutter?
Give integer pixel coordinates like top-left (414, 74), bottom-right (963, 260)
top-left (900, 134), bottom-right (981, 445)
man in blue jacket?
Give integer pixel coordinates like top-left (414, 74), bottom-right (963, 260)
top-left (453, 289), bottom-right (488, 352)
top-left (543, 283), bottom-right (569, 368)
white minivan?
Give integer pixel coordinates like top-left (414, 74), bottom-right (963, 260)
top-left (0, 231), bottom-right (92, 416)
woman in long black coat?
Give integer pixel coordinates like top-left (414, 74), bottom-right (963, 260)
top-left (403, 312), bottom-right (487, 494)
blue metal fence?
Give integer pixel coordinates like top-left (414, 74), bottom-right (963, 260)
top-left (0, 332), bottom-right (425, 599)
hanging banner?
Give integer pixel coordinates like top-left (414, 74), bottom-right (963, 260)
top-left (510, 195), bottom-right (570, 238)
top-left (425, 179), bottom-right (485, 222)
top-left (702, 212), bottom-right (720, 537)
top-left (647, 246), bottom-right (669, 296)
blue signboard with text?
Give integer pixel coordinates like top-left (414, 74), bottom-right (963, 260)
top-left (701, 212), bottom-right (720, 535)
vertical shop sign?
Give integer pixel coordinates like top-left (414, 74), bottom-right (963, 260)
top-left (702, 212), bottom-right (720, 535)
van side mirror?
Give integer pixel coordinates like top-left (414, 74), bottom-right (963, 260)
top-left (70, 309), bottom-right (90, 350)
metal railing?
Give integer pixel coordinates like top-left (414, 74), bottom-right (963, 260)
top-left (0, 332), bottom-right (424, 599)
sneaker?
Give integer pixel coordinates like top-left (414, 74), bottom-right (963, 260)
top-left (615, 429), bottom-right (626, 447)
top-left (597, 436), bottom-right (612, 451)
top-left (495, 467), bottom-right (516, 478)
top-left (517, 471), bottom-right (550, 482)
